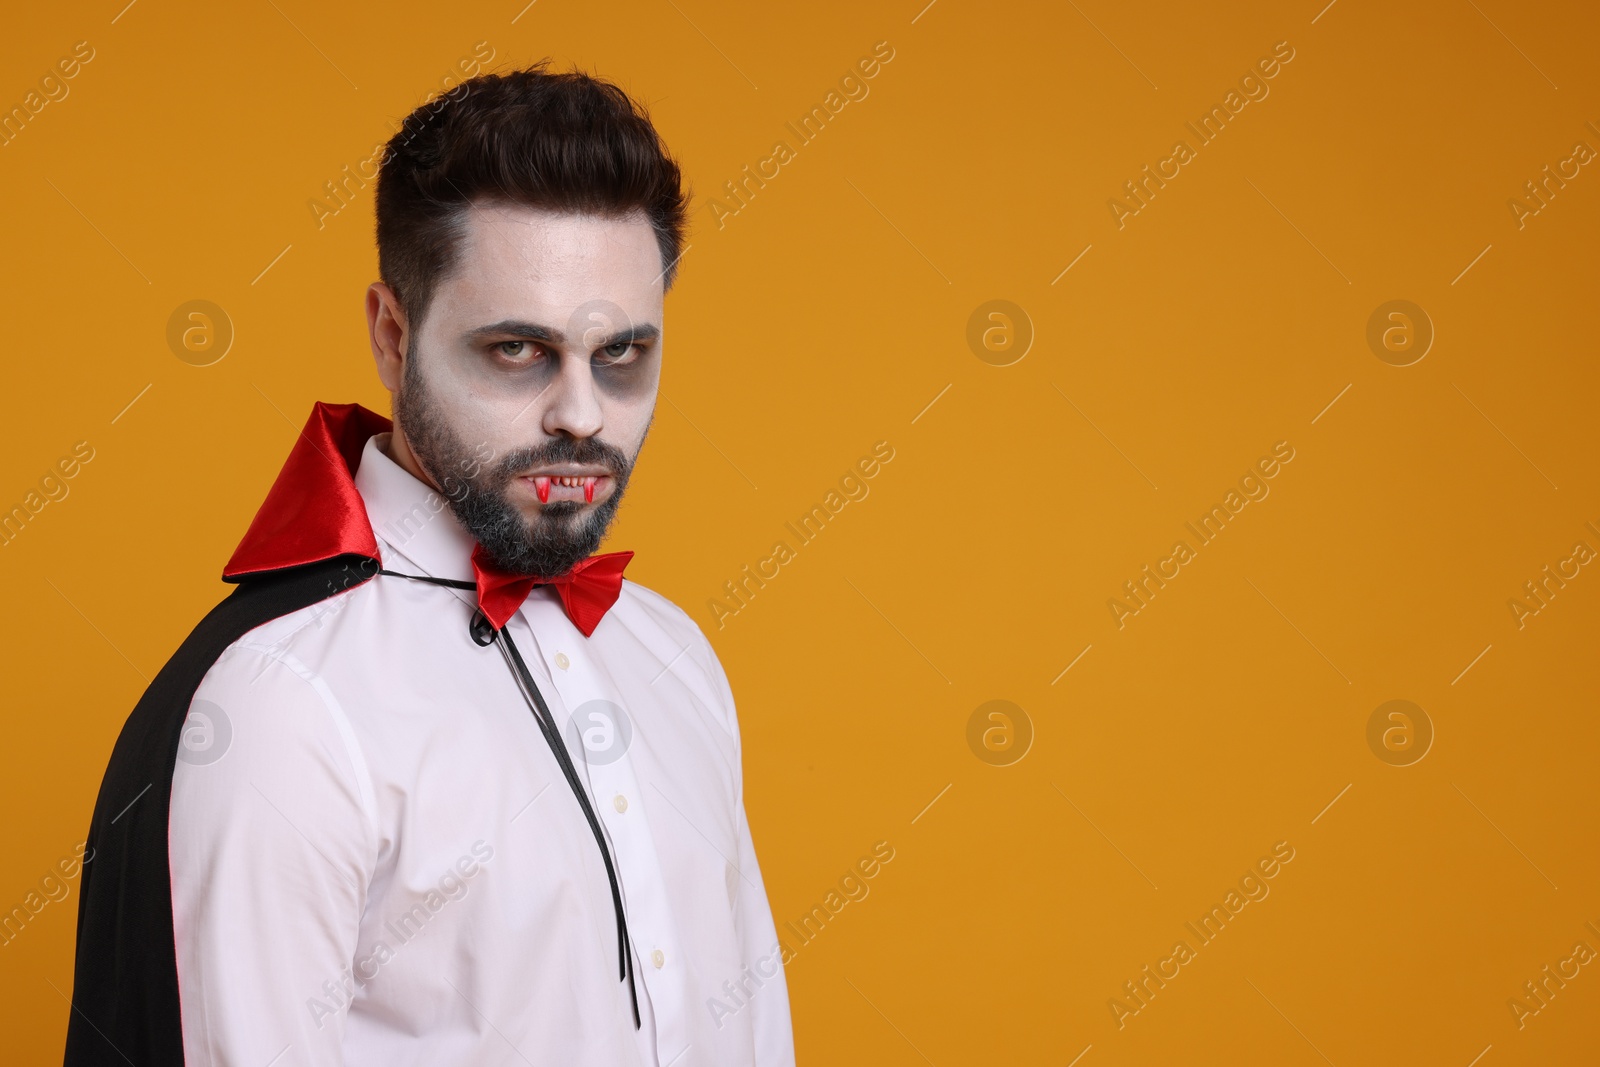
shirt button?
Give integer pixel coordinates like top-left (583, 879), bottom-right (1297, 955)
top-left (651, 949), bottom-right (665, 969)
top-left (613, 794), bottom-right (628, 813)
top-left (555, 652), bottom-right (571, 670)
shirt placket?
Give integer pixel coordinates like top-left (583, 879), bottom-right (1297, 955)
top-left (514, 597), bottom-right (691, 1067)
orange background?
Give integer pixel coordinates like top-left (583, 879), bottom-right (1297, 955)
top-left (3, 0), bottom-right (1599, 1063)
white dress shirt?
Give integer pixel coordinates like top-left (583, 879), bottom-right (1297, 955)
top-left (168, 433), bottom-right (795, 1067)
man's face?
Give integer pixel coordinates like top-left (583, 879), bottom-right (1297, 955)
top-left (390, 203), bottom-right (665, 578)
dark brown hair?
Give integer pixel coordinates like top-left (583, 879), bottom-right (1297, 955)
top-left (375, 61), bottom-right (689, 330)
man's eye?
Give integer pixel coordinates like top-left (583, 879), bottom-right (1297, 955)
top-left (496, 340), bottom-right (538, 361)
top-left (600, 341), bottom-right (638, 363)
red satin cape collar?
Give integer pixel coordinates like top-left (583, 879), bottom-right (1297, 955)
top-left (223, 401), bottom-right (389, 581)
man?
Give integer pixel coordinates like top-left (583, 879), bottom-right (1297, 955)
top-left (65, 64), bottom-right (795, 1066)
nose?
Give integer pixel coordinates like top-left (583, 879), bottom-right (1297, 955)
top-left (540, 350), bottom-right (604, 440)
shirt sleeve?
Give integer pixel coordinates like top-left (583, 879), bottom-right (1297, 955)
top-left (169, 639), bottom-right (376, 1066)
top-left (700, 632), bottom-right (797, 1066)
top-left (732, 798), bottom-right (797, 1066)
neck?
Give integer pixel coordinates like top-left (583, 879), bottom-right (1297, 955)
top-left (377, 427), bottom-right (439, 492)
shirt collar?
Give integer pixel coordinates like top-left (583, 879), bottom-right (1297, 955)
top-left (353, 432), bottom-right (479, 583)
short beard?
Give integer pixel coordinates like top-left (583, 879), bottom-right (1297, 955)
top-left (394, 348), bottom-right (642, 579)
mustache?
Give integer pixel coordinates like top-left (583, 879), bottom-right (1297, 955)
top-left (492, 438), bottom-right (631, 480)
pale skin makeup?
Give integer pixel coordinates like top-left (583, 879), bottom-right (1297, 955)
top-left (365, 203), bottom-right (665, 540)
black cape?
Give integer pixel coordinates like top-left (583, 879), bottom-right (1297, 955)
top-left (63, 555), bottom-right (379, 1066)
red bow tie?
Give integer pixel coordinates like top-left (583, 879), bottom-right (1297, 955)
top-left (471, 545), bottom-right (635, 637)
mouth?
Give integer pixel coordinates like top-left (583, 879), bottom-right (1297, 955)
top-left (518, 473), bottom-right (613, 505)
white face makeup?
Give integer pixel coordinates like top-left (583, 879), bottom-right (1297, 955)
top-left (368, 202), bottom-right (667, 576)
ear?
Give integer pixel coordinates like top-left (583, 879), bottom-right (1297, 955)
top-left (367, 282), bottom-right (410, 392)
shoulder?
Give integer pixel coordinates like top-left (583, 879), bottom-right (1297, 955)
top-left (198, 563), bottom-right (398, 701)
top-left (617, 576), bottom-right (721, 671)
top-left (225, 565), bottom-right (381, 658)
top-left (617, 576), bottom-right (706, 643)
top-left (615, 577), bottom-right (740, 738)
top-left (194, 569), bottom-right (384, 731)
top-left (177, 578), bottom-right (382, 818)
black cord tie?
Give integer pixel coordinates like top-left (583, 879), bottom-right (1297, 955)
top-left (376, 567), bottom-right (641, 1029)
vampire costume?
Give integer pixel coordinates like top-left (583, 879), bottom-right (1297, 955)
top-left (65, 401), bottom-right (794, 1067)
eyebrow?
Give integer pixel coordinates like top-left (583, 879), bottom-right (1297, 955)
top-left (465, 318), bottom-right (661, 348)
